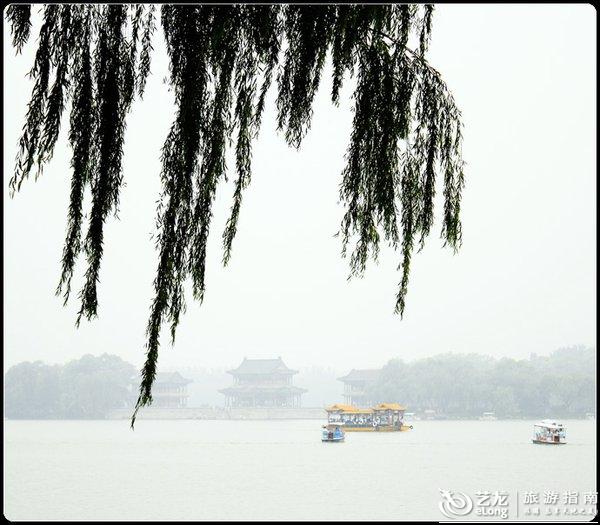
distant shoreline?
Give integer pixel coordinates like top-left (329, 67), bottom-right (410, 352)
top-left (5, 413), bottom-right (596, 422)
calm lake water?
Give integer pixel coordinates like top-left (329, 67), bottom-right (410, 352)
top-left (4, 419), bottom-right (596, 521)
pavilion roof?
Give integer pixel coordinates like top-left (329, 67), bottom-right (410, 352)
top-left (129, 371), bottom-right (191, 388)
top-left (337, 368), bottom-right (381, 383)
top-left (155, 371), bottom-right (192, 385)
top-left (227, 357), bottom-right (297, 376)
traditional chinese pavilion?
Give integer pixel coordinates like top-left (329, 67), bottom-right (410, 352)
top-left (219, 357), bottom-right (307, 408)
top-left (337, 368), bottom-right (381, 407)
top-left (139, 371), bottom-right (192, 408)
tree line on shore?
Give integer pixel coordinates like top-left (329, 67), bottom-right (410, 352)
top-left (5, 354), bottom-right (135, 419)
top-left (368, 346), bottom-right (596, 418)
top-left (4, 346), bottom-right (595, 419)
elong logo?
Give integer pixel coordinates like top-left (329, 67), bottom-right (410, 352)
top-left (439, 489), bottom-right (474, 519)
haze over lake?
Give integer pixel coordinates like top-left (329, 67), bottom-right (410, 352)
top-left (4, 419), bottom-right (596, 521)
top-left (3, 4), bottom-right (596, 522)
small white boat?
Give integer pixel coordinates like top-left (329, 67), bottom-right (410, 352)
top-left (479, 412), bottom-right (497, 421)
top-left (321, 424), bottom-right (345, 443)
top-left (532, 420), bottom-right (566, 445)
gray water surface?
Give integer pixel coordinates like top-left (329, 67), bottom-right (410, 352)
top-left (4, 419), bottom-right (596, 521)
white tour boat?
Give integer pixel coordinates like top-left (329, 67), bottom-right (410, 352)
top-left (532, 420), bottom-right (566, 445)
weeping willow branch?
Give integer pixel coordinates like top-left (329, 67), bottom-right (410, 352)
top-left (6, 4), bottom-right (31, 53)
top-left (56, 6), bottom-right (95, 304)
top-left (6, 4), bottom-right (465, 428)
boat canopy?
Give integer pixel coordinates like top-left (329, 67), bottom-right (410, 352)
top-left (325, 404), bottom-right (357, 413)
top-left (326, 403), bottom-right (406, 414)
top-left (534, 420), bottom-right (564, 430)
top-left (326, 405), bottom-right (374, 414)
top-left (373, 403), bottom-right (406, 412)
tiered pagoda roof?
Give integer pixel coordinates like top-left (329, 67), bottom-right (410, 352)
top-left (227, 357), bottom-right (298, 376)
top-left (155, 371), bottom-right (192, 385)
top-left (337, 368), bottom-right (381, 383)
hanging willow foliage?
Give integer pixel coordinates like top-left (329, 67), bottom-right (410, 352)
top-left (6, 4), bottom-right (465, 427)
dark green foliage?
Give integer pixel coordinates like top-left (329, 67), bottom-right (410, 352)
top-left (77, 5), bottom-right (134, 326)
top-left (277, 6), bottom-right (336, 147)
top-left (7, 5), bottom-right (465, 427)
top-left (137, 5), bottom-right (156, 97)
top-left (57, 6), bottom-right (95, 304)
top-left (6, 4), bottom-right (31, 52)
top-left (11, 5), bottom-right (59, 192)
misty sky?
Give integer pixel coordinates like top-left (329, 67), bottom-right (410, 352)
top-left (3, 5), bottom-right (596, 373)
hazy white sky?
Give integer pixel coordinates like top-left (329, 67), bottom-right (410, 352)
top-left (3, 4), bottom-right (596, 373)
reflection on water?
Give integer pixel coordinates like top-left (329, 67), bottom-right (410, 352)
top-left (4, 419), bottom-right (596, 520)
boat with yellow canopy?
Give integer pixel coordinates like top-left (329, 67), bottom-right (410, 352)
top-left (325, 403), bottom-right (413, 432)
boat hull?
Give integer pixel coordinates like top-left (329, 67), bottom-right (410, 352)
top-left (532, 439), bottom-right (567, 445)
top-left (343, 424), bottom-right (413, 433)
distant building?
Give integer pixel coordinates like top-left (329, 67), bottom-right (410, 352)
top-left (219, 357), bottom-right (307, 408)
top-left (130, 371), bottom-right (192, 408)
top-left (153, 372), bottom-right (192, 408)
top-left (337, 368), bottom-right (381, 407)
